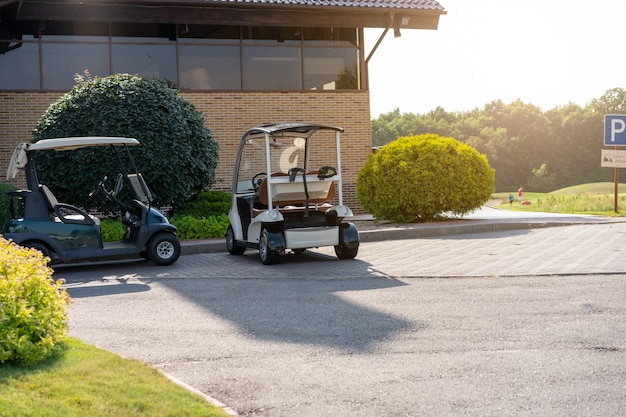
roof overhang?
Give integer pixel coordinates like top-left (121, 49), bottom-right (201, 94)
top-left (2, 0), bottom-right (446, 30)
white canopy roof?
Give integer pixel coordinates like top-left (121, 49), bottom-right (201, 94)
top-left (28, 136), bottom-right (139, 151)
top-left (6, 137), bottom-right (139, 181)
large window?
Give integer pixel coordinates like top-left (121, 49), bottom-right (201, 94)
top-left (0, 37), bottom-right (39, 90)
top-left (179, 46), bottom-right (241, 90)
top-left (0, 23), bottom-right (361, 92)
top-left (112, 44), bottom-right (176, 82)
top-left (304, 47), bottom-right (359, 90)
top-left (42, 41), bottom-right (109, 90)
top-left (243, 46), bottom-right (301, 91)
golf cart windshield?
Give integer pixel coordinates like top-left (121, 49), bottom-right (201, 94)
top-left (234, 123), bottom-right (343, 194)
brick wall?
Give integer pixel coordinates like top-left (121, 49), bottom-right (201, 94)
top-left (1, 91), bottom-right (371, 211)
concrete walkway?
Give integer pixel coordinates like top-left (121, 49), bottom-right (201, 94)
top-left (57, 207), bottom-right (626, 417)
top-left (180, 206), bottom-right (625, 256)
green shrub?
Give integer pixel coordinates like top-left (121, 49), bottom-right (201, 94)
top-left (0, 182), bottom-right (17, 222)
top-left (171, 190), bottom-right (231, 218)
top-left (357, 134), bottom-right (494, 222)
top-left (32, 73), bottom-right (219, 212)
top-left (99, 213), bottom-right (229, 242)
top-left (100, 218), bottom-right (126, 242)
top-left (170, 214), bottom-right (229, 240)
top-left (0, 237), bottom-right (70, 365)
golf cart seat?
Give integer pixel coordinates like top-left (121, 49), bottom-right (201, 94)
top-left (254, 175), bottom-right (335, 217)
top-left (40, 184), bottom-right (98, 226)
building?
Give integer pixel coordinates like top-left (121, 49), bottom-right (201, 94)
top-left (0, 0), bottom-right (446, 209)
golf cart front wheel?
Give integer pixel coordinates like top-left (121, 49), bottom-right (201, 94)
top-left (259, 230), bottom-right (279, 265)
top-left (147, 233), bottom-right (181, 266)
top-left (334, 242), bottom-right (358, 260)
top-left (226, 225), bottom-right (246, 255)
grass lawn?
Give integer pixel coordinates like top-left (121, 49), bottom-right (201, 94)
top-left (0, 338), bottom-right (229, 417)
top-left (492, 182), bottom-right (626, 216)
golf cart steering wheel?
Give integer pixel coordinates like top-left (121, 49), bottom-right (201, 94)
top-left (89, 175), bottom-right (108, 197)
top-left (252, 172), bottom-right (267, 192)
top-left (317, 166), bottom-right (337, 179)
top-left (112, 173), bottom-right (124, 197)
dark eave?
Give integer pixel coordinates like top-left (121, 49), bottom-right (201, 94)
top-left (2, 0), bottom-right (446, 30)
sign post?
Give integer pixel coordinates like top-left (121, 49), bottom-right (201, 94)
top-left (603, 115), bottom-right (626, 212)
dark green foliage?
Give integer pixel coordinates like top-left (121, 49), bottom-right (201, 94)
top-left (100, 218), bottom-right (126, 242)
top-left (31, 73), bottom-right (219, 212)
top-left (171, 190), bottom-right (231, 218)
top-left (170, 215), bottom-right (229, 240)
top-left (98, 189), bottom-right (231, 242)
top-left (0, 182), bottom-right (17, 222)
top-left (371, 88), bottom-right (626, 192)
top-left (357, 134), bottom-right (494, 222)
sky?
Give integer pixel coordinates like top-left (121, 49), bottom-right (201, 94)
top-left (365, 0), bottom-right (626, 117)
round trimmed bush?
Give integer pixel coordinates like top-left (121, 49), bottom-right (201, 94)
top-left (0, 182), bottom-right (17, 222)
top-left (357, 134), bottom-right (494, 222)
top-left (32, 73), bottom-right (219, 212)
top-left (0, 237), bottom-right (70, 365)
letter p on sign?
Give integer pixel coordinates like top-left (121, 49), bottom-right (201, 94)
top-left (604, 115), bottom-right (626, 146)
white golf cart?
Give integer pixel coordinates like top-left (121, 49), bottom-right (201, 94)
top-left (226, 123), bottom-right (359, 265)
top-left (2, 136), bottom-right (181, 265)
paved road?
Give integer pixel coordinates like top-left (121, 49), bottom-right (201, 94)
top-left (57, 220), bottom-right (626, 417)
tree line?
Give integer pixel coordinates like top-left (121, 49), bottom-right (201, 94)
top-left (371, 88), bottom-right (626, 192)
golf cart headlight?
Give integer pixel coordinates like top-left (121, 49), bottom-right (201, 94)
top-left (268, 209), bottom-right (280, 220)
top-left (337, 205), bottom-right (351, 216)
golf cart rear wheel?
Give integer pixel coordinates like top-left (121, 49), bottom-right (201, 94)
top-left (334, 243), bottom-right (358, 260)
top-left (147, 233), bottom-right (181, 266)
top-left (226, 225), bottom-right (246, 255)
top-left (24, 242), bottom-right (53, 262)
top-left (259, 230), bottom-right (279, 265)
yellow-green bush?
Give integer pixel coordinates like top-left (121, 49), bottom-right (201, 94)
top-left (0, 237), bottom-right (70, 365)
top-left (357, 134), bottom-right (494, 222)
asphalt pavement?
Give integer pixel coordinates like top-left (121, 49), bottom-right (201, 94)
top-left (56, 207), bottom-right (626, 417)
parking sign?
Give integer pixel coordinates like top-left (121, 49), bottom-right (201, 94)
top-left (604, 114), bottom-right (626, 146)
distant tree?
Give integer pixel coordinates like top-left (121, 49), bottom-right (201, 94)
top-left (371, 109), bottom-right (402, 147)
top-left (370, 88), bottom-right (626, 193)
top-left (526, 163), bottom-right (557, 192)
top-left (589, 87), bottom-right (626, 115)
top-left (545, 103), bottom-right (609, 185)
top-left (32, 73), bottom-right (219, 212)
top-left (357, 134), bottom-right (494, 222)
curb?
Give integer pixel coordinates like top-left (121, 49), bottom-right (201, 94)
top-left (179, 219), bottom-right (616, 256)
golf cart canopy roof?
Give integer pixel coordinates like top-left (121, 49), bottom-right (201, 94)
top-left (244, 123), bottom-right (343, 137)
top-left (29, 136), bottom-right (139, 151)
top-left (6, 137), bottom-right (139, 181)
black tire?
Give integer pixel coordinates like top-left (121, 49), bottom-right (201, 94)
top-left (226, 225), bottom-right (246, 255)
top-left (259, 230), bottom-right (279, 265)
top-left (334, 242), bottom-right (358, 260)
top-left (24, 242), bottom-right (53, 262)
top-left (147, 233), bottom-right (181, 266)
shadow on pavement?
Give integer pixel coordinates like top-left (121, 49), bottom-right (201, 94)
top-left (65, 281), bottom-right (151, 298)
top-left (58, 250), bottom-right (417, 352)
top-left (157, 272), bottom-right (415, 352)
